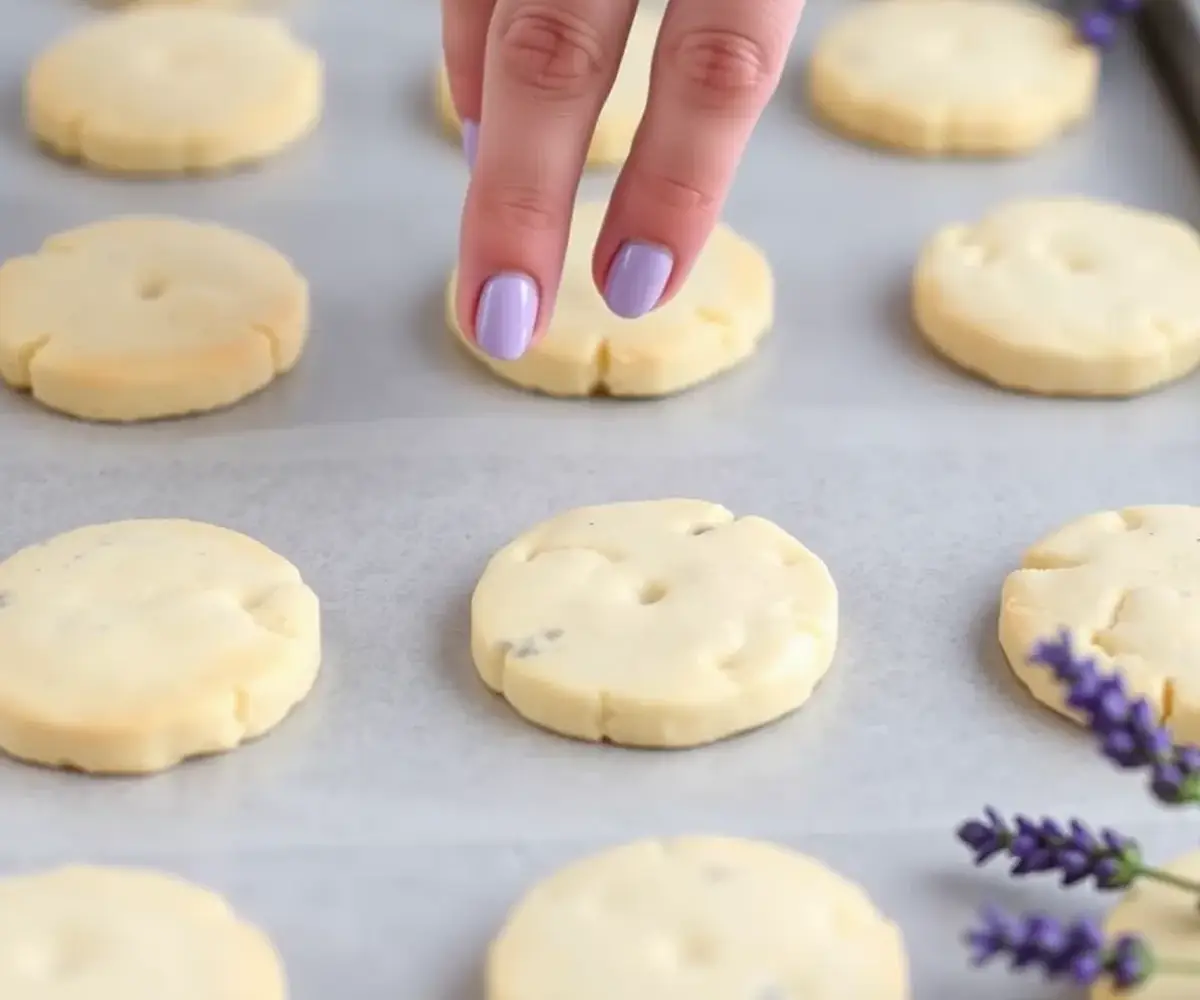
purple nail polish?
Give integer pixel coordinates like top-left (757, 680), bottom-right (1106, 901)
top-left (463, 119), bottom-right (479, 168)
top-left (604, 241), bottom-right (673, 319)
top-left (475, 272), bottom-right (537, 360)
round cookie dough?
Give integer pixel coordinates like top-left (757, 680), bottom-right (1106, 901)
top-left (1092, 848), bottom-right (1199, 1000)
top-left (914, 198), bottom-right (1200, 396)
top-left (470, 500), bottom-right (837, 747)
top-left (25, 7), bottom-right (323, 174)
top-left (0, 866), bottom-right (285, 1000)
top-left (448, 202), bottom-right (773, 397)
top-left (436, 7), bottom-right (657, 167)
top-left (488, 837), bottom-right (909, 1000)
top-left (999, 506), bottom-right (1200, 745)
top-left (808, 0), bottom-right (1098, 157)
top-left (0, 518), bottom-right (321, 774)
top-left (0, 216), bottom-right (308, 422)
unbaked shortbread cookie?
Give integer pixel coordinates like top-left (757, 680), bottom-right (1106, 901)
top-left (25, 7), bottom-right (322, 173)
top-left (470, 500), bottom-right (837, 747)
top-left (1000, 506), bottom-right (1200, 745)
top-left (436, 8), bottom-right (657, 167)
top-left (0, 866), bottom-right (285, 1000)
top-left (915, 199), bottom-right (1200, 396)
top-left (448, 202), bottom-right (773, 396)
top-left (0, 519), bottom-right (321, 773)
top-left (488, 837), bottom-right (909, 1000)
top-left (1091, 847), bottom-right (1198, 1000)
top-left (0, 216), bottom-right (308, 422)
top-left (808, 0), bottom-right (1098, 156)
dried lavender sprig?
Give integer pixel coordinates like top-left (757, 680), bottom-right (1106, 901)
top-left (966, 905), bottom-right (1200, 993)
top-left (1029, 631), bottom-right (1200, 806)
top-left (1077, 0), bottom-right (1143, 48)
top-left (956, 808), bottom-right (1200, 897)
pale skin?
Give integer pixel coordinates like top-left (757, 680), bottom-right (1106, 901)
top-left (442, 0), bottom-right (807, 361)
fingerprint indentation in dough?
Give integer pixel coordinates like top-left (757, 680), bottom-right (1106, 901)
top-left (637, 581), bottom-right (668, 605)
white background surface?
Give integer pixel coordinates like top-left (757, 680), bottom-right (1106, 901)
top-left (1, 2), bottom-right (1200, 997)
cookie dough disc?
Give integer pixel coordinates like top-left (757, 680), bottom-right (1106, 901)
top-left (25, 8), bottom-right (322, 173)
top-left (1000, 506), bottom-right (1200, 744)
top-left (0, 519), bottom-right (321, 774)
top-left (0, 216), bottom-right (308, 422)
top-left (488, 837), bottom-right (909, 1000)
top-left (915, 198), bottom-right (1200, 396)
top-left (470, 500), bottom-right (837, 747)
top-left (1092, 848), bottom-right (1199, 1000)
top-left (436, 8), bottom-right (657, 167)
top-left (808, 0), bottom-right (1098, 156)
top-left (0, 866), bottom-right (285, 1000)
top-left (448, 202), bottom-right (773, 397)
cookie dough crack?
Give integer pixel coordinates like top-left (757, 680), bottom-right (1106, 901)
top-left (250, 322), bottom-right (286, 370)
top-left (1091, 589), bottom-right (1132, 657)
top-left (587, 340), bottom-right (613, 396)
top-left (13, 333), bottom-right (53, 386)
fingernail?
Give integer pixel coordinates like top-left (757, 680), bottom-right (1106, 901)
top-left (604, 241), bottom-right (673, 319)
top-left (475, 272), bottom-right (537, 360)
top-left (462, 119), bottom-right (479, 169)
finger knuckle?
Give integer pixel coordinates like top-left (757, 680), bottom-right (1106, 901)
top-left (496, 5), bottom-right (607, 102)
top-left (665, 28), bottom-right (779, 112)
top-left (478, 184), bottom-right (560, 234)
top-left (628, 169), bottom-right (719, 217)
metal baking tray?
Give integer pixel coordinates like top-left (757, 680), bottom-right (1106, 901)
top-left (1, 2), bottom-right (1199, 998)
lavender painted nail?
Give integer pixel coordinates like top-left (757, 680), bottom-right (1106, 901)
top-left (475, 272), bottom-right (537, 360)
top-left (462, 119), bottom-right (479, 168)
top-left (604, 241), bottom-right (673, 319)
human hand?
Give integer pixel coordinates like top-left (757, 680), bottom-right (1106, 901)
top-left (441, 0), bottom-right (805, 360)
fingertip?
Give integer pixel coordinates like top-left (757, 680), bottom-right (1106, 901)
top-left (474, 271), bottom-right (539, 360)
top-left (463, 119), bottom-right (479, 169)
top-left (602, 240), bottom-right (674, 319)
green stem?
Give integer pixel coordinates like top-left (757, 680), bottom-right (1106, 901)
top-left (1157, 958), bottom-right (1200, 978)
top-left (1135, 865), bottom-right (1200, 896)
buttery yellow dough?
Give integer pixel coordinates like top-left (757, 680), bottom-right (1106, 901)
top-left (435, 7), bottom-right (657, 167)
top-left (1092, 848), bottom-right (1200, 1000)
top-left (915, 198), bottom-right (1200, 396)
top-left (488, 837), bottom-right (909, 1000)
top-left (808, 0), bottom-right (1098, 156)
top-left (1000, 506), bottom-right (1200, 745)
top-left (0, 519), bottom-right (321, 774)
top-left (470, 500), bottom-right (838, 748)
top-left (0, 216), bottom-right (308, 422)
top-left (25, 7), bottom-right (322, 173)
top-left (448, 201), bottom-right (773, 396)
top-left (0, 866), bottom-right (286, 1000)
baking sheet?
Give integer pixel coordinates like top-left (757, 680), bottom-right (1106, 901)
top-left (2, 2), bottom-right (1200, 997)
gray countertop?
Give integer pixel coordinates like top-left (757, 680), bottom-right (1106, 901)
top-left (2, 2), bottom-right (1200, 998)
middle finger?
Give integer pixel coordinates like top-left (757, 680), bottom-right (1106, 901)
top-left (458, 0), bottom-right (638, 360)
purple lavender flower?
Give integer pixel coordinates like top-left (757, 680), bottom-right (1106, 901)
top-left (967, 905), bottom-right (1149, 990)
top-left (957, 809), bottom-right (1137, 889)
top-left (1077, 8), bottom-right (1119, 46)
top-left (1029, 631), bottom-right (1200, 805)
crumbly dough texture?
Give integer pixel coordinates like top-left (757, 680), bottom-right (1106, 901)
top-left (470, 500), bottom-right (838, 748)
top-left (0, 866), bottom-right (286, 1000)
top-left (448, 201), bottom-right (773, 397)
top-left (0, 518), bottom-right (321, 774)
top-left (808, 0), bottom-right (1098, 156)
top-left (488, 836), bottom-right (909, 1000)
top-left (1000, 506), bottom-right (1200, 745)
top-left (1091, 847), bottom-right (1200, 1000)
top-left (436, 8), bottom-right (657, 166)
top-left (25, 7), bottom-right (322, 173)
top-left (914, 198), bottom-right (1200, 396)
top-left (0, 216), bottom-right (308, 422)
